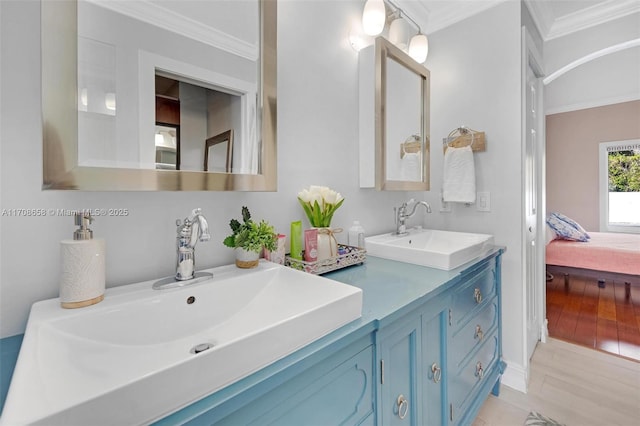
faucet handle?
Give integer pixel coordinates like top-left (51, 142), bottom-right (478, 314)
top-left (187, 208), bottom-right (202, 222)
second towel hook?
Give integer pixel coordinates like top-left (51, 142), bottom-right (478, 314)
top-left (442, 126), bottom-right (486, 153)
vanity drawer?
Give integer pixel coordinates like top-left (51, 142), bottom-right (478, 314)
top-left (449, 298), bottom-right (498, 370)
top-left (448, 333), bottom-right (499, 423)
top-left (449, 263), bottom-right (496, 331)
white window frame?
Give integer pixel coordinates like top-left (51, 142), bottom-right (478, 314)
top-left (598, 139), bottom-right (640, 234)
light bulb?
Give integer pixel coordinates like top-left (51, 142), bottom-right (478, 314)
top-left (362, 0), bottom-right (385, 36)
top-left (389, 17), bottom-right (409, 51)
top-left (408, 33), bottom-right (428, 63)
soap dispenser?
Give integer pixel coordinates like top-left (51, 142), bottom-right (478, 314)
top-left (59, 212), bottom-right (106, 308)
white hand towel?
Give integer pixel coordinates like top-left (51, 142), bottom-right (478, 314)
top-left (400, 152), bottom-right (421, 181)
top-left (443, 145), bottom-right (476, 203)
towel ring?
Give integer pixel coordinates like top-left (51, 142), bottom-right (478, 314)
top-left (400, 134), bottom-right (421, 159)
top-left (446, 126), bottom-right (478, 148)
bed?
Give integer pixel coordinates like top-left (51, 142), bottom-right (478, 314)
top-left (546, 231), bottom-right (640, 297)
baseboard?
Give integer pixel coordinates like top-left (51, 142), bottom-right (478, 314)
top-left (541, 319), bottom-right (549, 343)
top-left (500, 361), bottom-right (527, 393)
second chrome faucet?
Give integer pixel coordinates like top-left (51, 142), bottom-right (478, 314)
top-left (394, 199), bottom-right (432, 235)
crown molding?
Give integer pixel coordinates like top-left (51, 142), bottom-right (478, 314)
top-left (524, 0), bottom-right (553, 40)
top-left (526, 0), bottom-right (640, 41)
top-left (87, 0), bottom-right (258, 61)
top-left (548, 0), bottom-right (640, 40)
top-left (397, 0), bottom-right (507, 35)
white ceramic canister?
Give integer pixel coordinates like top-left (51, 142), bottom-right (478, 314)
top-left (59, 213), bottom-right (105, 308)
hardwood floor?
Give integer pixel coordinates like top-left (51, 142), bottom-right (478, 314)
top-left (474, 338), bottom-right (640, 426)
top-left (545, 274), bottom-right (640, 361)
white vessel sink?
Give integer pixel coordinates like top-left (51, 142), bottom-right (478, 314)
top-left (365, 228), bottom-right (494, 270)
top-left (1, 261), bottom-right (362, 425)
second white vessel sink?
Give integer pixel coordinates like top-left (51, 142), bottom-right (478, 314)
top-left (1, 261), bottom-right (362, 425)
top-left (365, 228), bottom-right (494, 270)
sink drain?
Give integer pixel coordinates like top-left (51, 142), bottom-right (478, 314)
top-left (191, 343), bottom-right (214, 354)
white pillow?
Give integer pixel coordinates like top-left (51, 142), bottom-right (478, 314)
top-left (546, 213), bottom-right (589, 242)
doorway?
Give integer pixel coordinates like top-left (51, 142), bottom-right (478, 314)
top-left (522, 26), bottom-right (546, 384)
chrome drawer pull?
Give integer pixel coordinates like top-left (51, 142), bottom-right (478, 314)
top-left (475, 362), bottom-right (484, 380)
top-left (431, 362), bottom-right (442, 384)
top-left (474, 325), bottom-right (484, 341)
top-left (473, 288), bottom-right (483, 304)
top-left (397, 394), bottom-right (409, 420)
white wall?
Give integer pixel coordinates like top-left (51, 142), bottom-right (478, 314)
top-left (0, 0), bottom-right (412, 338)
top-left (544, 12), bottom-right (640, 114)
top-left (413, 0), bottom-right (525, 389)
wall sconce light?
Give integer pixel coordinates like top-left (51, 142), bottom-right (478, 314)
top-left (408, 32), bottom-right (429, 63)
top-left (358, 0), bottom-right (429, 63)
top-left (388, 14), bottom-right (410, 51)
top-left (362, 0), bottom-right (386, 36)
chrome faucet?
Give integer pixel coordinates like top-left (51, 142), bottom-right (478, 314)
top-left (175, 208), bottom-right (210, 281)
top-left (394, 199), bottom-right (432, 235)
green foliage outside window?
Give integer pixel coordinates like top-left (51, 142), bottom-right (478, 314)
top-left (608, 151), bottom-right (640, 192)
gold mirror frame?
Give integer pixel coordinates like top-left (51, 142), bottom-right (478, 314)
top-left (42, 0), bottom-right (276, 191)
top-left (375, 37), bottom-right (430, 191)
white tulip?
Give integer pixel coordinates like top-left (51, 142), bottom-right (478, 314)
top-left (298, 189), bottom-right (312, 203)
top-left (310, 191), bottom-right (323, 206)
top-left (320, 187), bottom-right (334, 204)
top-left (309, 185), bottom-right (328, 195)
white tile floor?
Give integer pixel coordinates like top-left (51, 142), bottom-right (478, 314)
top-left (474, 338), bottom-right (640, 426)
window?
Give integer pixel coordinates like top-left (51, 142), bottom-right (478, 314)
top-left (599, 139), bottom-right (640, 233)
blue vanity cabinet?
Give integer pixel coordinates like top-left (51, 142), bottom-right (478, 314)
top-left (421, 309), bottom-right (447, 426)
top-left (184, 336), bottom-right (376, 426)
top-left (147, 251), bottom-right (504, 426)
top-left (376, 302), bottom-right (449, 426)
top-left (446, 255), bottom-right (504, 425)
top-left (376, 313), bottom-right (421, 425)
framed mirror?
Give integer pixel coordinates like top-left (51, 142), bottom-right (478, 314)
top-left (42, 0), bottom-right (276, 191)
top-left (376, 37), bottom-right (430, 190)
top-left (358, 37), bottom-right (430, 191)
top-left (204, 130), bottom-right (233, 173)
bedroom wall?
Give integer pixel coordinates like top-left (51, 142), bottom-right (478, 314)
top-left (546, 100), bottom-right (640, 231)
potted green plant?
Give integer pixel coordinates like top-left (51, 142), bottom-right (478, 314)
top-left (223, 206), bottom-right (277, 268)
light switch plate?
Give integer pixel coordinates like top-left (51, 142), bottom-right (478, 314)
top-left (477, 191), bottom-right (490, 212)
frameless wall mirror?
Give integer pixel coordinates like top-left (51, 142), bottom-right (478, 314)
top-left (42, 0), bottom-right (276, 190)
top-left (359, 36), bottom-right (430, 191)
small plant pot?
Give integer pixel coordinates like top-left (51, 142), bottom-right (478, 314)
top-left (235, 248), bottom-right (260, 268)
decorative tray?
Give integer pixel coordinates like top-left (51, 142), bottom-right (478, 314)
top-left (285, 244), bottom-right (366, 275)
